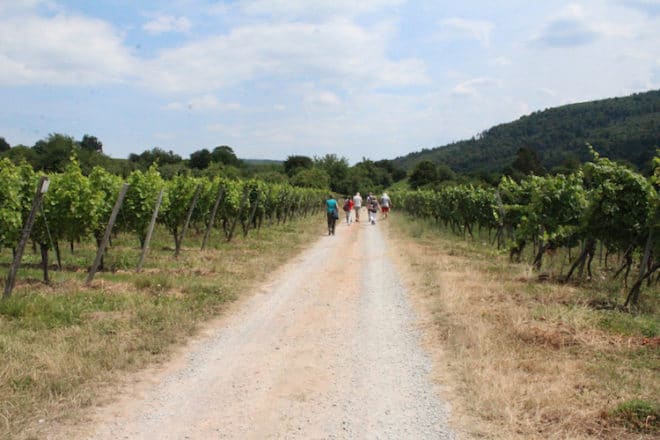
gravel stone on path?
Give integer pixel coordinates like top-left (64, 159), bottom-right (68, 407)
top-left (74, 219), bottom-right (455, 440)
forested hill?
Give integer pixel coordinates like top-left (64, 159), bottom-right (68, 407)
top-left (393, 89), bottom-right (660, 174)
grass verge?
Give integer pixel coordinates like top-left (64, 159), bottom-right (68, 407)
top-left (0, 216), bottom-right (323, 440)
top-left (386, 215), bottom-right (659, 440)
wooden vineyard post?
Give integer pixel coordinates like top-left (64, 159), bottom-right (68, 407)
top-left (243, 192), bottom-right (261, 237)
top-left (276, 194), bottom-right (286, 225)
top-left (624, 228), bottom-right (654, 308)
top-left (282, 195), bottom-right (290, 224)
top-left (258, 188), bottom-right (271, 231)
top-left (137, 189), bottom-right (164, 273)
top-left (86, 183), bottom-right (129, 285)
top-left (175, 184), bottom-right (202, 257)
top-left (227, 186), bottom-right (249, 242)
top-left (4, 176), bottom-right (49, 298)
top-left (295, 195), bottom-right (303, 220)
top-left (494, 190), bottom-right (506, 249)
top-left (201, 185), bottom-right (225, 250)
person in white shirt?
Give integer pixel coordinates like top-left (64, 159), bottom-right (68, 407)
top-left (352, 192), bottom-right (362, 222)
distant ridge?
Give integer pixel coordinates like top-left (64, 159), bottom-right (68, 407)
top-left (392, 89), bottom-right (660, 173)
top-left (242, 158), bottom-right (283, 165)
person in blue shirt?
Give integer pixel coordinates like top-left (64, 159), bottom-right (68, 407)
top-left (325, 194), bottom-right (339, 236)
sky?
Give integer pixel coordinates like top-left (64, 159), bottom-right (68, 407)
top-left (1, 0), bottom-right (659, 164)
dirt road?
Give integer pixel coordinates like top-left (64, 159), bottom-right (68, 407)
top-left (78, 218), bottom-right (455, 439)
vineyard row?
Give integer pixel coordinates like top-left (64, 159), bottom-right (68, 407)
top-left (0, 157), bottom-right (327, 295)
top-left (392, 151), bottom-right (659, 308)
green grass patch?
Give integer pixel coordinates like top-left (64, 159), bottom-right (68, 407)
top-left (609, 399), bottom-right (659, 432)
top-left (0, 216), bottom-right (323, 440)
top-left (597, 310), bottom-right (659, 338)
top-left (390, 213), bottom-right (660, 439)
top-left (133, 273), bottom-right (174, 293)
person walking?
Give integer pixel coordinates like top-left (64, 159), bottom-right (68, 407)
top-left (352, 192), bottom-right (362, 222)
top-left (380, 192), bottom-right (392, 219)
top-left (325, 194), bottom-right (339, 235)
top-left (342, 196), bottom-right (354, 225)
top-left (367, 196), bottom-right (380, 225)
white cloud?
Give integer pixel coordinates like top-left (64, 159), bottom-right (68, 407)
top-left (304, 90), bottom-right (341, 106)
top-left (537, 87), bottom-right (558, 97)
top-left (452, 77), bottom-right (500, 97)
top-left (438, 18), bottom-right (494, 47)
top-left (620, 0), bottom-right (660, 16)
top-left (238, 0), bottom-right (404, 19)
top-left (530, 3), bottom-right (641, 48)
top-left (0, 0), bottom-right (53, 15)
top-left (165, 95), bottom-right (241, 111)
top-left (142, 19), bottom-right (427, 94)
top-left (143, 15), bottom-right (191, 35)
top-left (490, 57), bottom-right (511, 67)
top-left (153, 131), bottom-right (176, 141)
top-left (0, 14), bottom-right (136, 85)
top-left (532, 18), bottom-right (599, 48)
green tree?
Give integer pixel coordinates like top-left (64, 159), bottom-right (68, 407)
top-left (315, 154), bottom-right (349, 191)
top-left (511, 147), bottom-right (545, 176)
top-left (129, 148), bottom-right (182, 169)
top-left (33, 133), bottom-right (78, 172)
top-left (374, 159), bottom-right (407, 182)
top-left (283, 155), bottom-right (313, 177)
top-left (211, 146), bottom-right (241, 166)
top-left (0, 137), bottom-right (10, 152)
top-left (437, 164), bottom-right (457, 182)
top-left (1, 145), bottom-right (37, 165)
top-left (409, 160), bottom-right (438, 189)
top-left (291, 168), bottom-right (330, 189)
top-left (189, 149), bottom-right (212, 170)
top-left (351, 159), bottom-right (392, 192)
top-left (80, 134), bottom-right (103, 153)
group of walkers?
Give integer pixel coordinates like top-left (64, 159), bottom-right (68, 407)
top-left (325, 191), bottom-right (392, 236)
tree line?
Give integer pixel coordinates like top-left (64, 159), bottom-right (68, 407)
top-left (0, 134), bottom-right (407, 197)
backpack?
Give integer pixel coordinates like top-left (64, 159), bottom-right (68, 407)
top-left (343, 200), bottom-right (350, 211)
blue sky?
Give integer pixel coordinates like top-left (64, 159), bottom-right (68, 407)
top-left (1, 0), bottom-right (659, 164)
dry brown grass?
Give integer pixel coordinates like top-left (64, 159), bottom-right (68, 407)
top-left (386, 216), bottom-right (658, 440)
top-left (0, 216), bottom-right (324, 440)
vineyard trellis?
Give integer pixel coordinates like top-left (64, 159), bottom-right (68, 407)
top-left (393, 150), bottom-right (659, 309)
top-left (0, 156), bottom-right (326, 297)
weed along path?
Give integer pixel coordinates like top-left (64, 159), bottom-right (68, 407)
top-left (74, 220), bottom-right (454, 439)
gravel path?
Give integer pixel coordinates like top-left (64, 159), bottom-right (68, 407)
top-left (84, 218), bottom-right (455, 439)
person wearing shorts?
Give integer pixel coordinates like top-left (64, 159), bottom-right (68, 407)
top-left (380, 192), bottom-right (392, 219)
